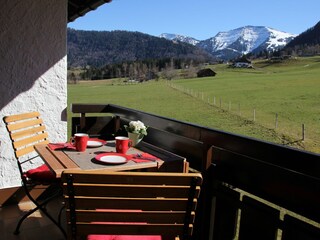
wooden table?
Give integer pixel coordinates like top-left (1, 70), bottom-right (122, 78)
top-left (35, 141), bottom-right (187, 177)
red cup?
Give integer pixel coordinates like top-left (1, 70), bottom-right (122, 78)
top-left (71, 133), bottom-right (89, 152)
top-left (115, 136), bottom-right (132, 154)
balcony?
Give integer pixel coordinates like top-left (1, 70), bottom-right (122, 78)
top-left (1, 103), bottom-right (319, 240)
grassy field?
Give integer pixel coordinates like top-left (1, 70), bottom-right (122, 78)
top-left (68, 56), bottom-right (320, 154)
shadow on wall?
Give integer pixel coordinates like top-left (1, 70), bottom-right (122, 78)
top-left (0, 0), bottom-right (66, 111)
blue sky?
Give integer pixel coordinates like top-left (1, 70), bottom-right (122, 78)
top-left (68, 0), bottom-right (320, 40)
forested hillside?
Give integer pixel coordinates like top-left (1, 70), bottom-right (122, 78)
top-left (282, 21), bottom-right (320, 56)
top-left (67, 28), bottom-right (213, 67)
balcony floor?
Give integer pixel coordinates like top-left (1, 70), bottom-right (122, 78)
top-left (0, 196), bottom-right (66, 240)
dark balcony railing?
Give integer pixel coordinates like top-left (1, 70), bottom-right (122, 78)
top-left (71, 103), bottom-right (320, 240)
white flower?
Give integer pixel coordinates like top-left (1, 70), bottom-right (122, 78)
top-left (125, 120), bottom-right (148, 136)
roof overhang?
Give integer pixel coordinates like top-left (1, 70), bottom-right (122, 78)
top-left (68, 0), bottom-right (112, 22)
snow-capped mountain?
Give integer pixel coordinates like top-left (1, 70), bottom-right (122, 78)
top-left (159, 33), bottom-right (200, 46)
top-left (160, 26), bottom-right (297, 60)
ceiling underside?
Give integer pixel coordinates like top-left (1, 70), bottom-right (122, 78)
top-left (68, 0), bottom-right (112, 22)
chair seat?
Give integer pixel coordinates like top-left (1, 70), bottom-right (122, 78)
top-left (3, 111), bottom-right (66, 237)
top-left (62, 171), bottom-right (202, 240)
top-left (88, 235), bottom-right (161, 240)
top-left (24, 164), bottom-right (56, 181)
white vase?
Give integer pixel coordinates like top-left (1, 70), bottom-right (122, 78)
top-left (128, 132), bottom-right (143, 147)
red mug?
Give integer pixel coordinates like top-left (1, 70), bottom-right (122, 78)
top-left (71, 133), bottom-right (89, 152)
top-left (115, 136), bottom-right (132, 154)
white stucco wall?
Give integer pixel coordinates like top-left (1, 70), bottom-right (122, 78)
top-left (0, 0), bottom-right (67, 188)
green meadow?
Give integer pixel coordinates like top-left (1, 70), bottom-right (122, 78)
top-left (68, 56), bottom-right (320, 154)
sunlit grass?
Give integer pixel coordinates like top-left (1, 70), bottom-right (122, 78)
top-left (173, 56), bottom-right (320, 152)
top-left (68, 56), bottom-right (320, 153)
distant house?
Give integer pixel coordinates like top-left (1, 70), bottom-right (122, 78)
top-left (234, 62), bottom-right (252, 68)
top-left (232, 57), bottom-right (253, 68)
top-left (269, 55), bottom-right (293, 62)
top-left (197, 68), bottom-right (216, 78)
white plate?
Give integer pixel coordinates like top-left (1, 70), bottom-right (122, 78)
top-left (87, 140), bottom-right (103, 148)
top-left (99, 155), bottom-right (127, 164)
top-left (95, 153), bottom-right (129, 165)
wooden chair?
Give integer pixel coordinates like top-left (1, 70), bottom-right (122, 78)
top-left (3, 111), bottom-right (66, 237)
top-left (61, 170), bottom-right (203, 240)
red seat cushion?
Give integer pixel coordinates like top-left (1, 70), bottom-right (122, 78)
top-left (25, 164), bottom-right (56, 181)
top-left (88, 235), bottom-right (161, 240)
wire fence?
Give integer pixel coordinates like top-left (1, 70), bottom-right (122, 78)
top-left (165, 81), bottom-right (308, 143)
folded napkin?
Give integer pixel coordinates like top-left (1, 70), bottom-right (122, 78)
top-left (130, 153), bottom-right (160, 163)
top-left (48, 142), bottom-right (76, 151)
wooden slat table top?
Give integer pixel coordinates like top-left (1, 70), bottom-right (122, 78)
top-left (65, 141), bottom-right (161, 172)
top-left (34, 144), bottom-right (80, 177)
top-left (34, 141), bottom-right (185, 177)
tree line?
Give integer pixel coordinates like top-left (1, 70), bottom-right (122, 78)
top-left (68, 57), bottom-right (206, 83)
top-left (67, 28), bottom-right (213, 68)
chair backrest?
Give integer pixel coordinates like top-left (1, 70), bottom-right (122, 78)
top-left (61, 170), bottom-right (203, 240)
top-left (3, 111), bottom-right (49, 158)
